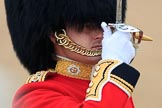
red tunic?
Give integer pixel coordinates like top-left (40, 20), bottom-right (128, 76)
top-left (12, 60), bottom-right (140, 108)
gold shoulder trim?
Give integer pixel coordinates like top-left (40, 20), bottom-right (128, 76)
top-left (86, 59), bottom-right (122, 101)
top-left (25, 69), bottom-right (56, 84)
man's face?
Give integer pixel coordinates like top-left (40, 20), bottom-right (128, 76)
top-left (52, 26), bottom-right (103, 65)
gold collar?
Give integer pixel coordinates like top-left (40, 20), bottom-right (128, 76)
top-left (55, 58), bottom-right (93, 80)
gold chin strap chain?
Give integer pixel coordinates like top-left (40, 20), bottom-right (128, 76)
top-left (54, 29), bottom-right (101, 57)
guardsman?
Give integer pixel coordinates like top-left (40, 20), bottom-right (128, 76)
top-left (5, 0), bottom-right (142, 107)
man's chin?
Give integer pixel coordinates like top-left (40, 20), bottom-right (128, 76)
top-left (85, 56), bottom-right (102, 65)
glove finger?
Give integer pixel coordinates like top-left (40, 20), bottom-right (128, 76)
top-left (101, 22), bottom-right (112, 38)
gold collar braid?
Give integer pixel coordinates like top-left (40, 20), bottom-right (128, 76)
top-left (55, 57), bottom-right (93, 80)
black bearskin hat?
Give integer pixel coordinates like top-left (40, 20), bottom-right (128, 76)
top-left (5, 0), bottom-right (127, 74)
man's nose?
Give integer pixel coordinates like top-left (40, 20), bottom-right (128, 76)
top-left (93, 30), bottom-right (103, 40)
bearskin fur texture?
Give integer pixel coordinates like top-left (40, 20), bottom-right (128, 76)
top-left (5, 0), bottom-right (127, 74)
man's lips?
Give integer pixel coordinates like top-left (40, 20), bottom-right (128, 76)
top-left (91, 45), bottom-right (102, 50)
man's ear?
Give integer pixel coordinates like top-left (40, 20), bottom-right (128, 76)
top-left (49, 33), bottom-right (57, 44)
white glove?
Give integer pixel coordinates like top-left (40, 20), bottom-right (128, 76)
top-left (101, 22), bottom-right (135, 64)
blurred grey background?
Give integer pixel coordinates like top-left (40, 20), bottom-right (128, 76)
top-left (0, 0), bottom-right (162, 107)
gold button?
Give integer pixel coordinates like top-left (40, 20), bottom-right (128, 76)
top-left (36, 72), bottom-right (41, 76)
top-left (89, 81), bottom-right (94, 87)
top-left (93, 71), bottom-right (98, 77)
top-left (32, 75), bottom-right (40, 82)
top-left (86, 88), bottom-right (91, 93)
top-left (95, 65), bottom-right (100, 71)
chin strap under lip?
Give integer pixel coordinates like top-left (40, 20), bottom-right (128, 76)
top-left (55, 29), bottom-right (102, 57)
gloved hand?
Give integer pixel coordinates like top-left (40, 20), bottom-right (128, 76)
top-left (101, 22), bottom-right (135, 64)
